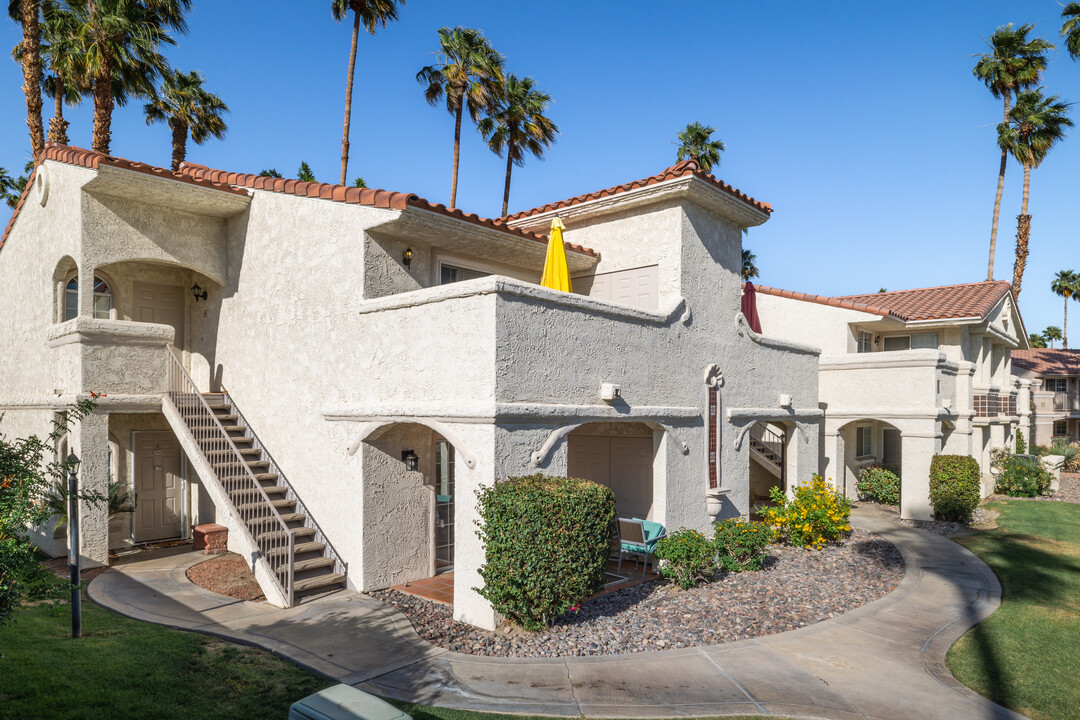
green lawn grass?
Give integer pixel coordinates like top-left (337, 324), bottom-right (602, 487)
top-left (947, 500), bottom-right (1080, 720)
top-left (0, 592), bottom-right (781, 720)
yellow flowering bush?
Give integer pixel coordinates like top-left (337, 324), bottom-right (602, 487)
top-left (761, 475), bottom-right (852, 550)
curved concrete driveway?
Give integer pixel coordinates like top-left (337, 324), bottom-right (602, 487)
top-left (89, 505), bottom-right (1025, 720)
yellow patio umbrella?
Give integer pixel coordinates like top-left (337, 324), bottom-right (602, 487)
top-left (540, 217), bottom-right (573, 292)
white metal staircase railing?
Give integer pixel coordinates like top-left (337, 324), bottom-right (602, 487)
top-left (218, 390), bottom-right (347, 579)
top-left (164, 347), bottom-right (295, 606)
top-left (749, 423), bottom-right (785, 480)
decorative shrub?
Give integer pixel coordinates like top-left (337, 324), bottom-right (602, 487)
top-left (1049, 439), bottom-right (1080, 473)
top-left (928, 455), bottom-right (981, 522)
top-left (996, 455), bottom-right (1053, 497)
top-left (476, 474), bottom-right (614, 631)
top-left (713, 518), bottom-right (771, 572)
top-left (654, 528), bottom-right (716, 589)
top-left (856, 466), bottom-right (901, 505)
top-left (1015, 429), bottom-right (1027, 455)
top-left (761, 475), bottom-right (851, 550)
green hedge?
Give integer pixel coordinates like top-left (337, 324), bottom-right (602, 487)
top-left (996, 455), bottom-right (1053, 497)
top-left (476, 474), bottom-right (615, 631)
top-left (856, 466), bottom-right (901, 505)
top-left (929, 455), bottom-right (981, 522)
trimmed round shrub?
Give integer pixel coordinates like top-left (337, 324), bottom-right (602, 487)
top-left (762, 475), bottom-right (852, 549)
top-left (856, 466), bottom-right (901, 505)
top-left (476, 474), bottom-right (614, 631)
top-left (996, 455), bottom-right (1053, 497)
top-left (713, 518), bottom-right (771, 572)
top-left (654, 528), bottom-right (715, 589)
top-left (929, 455), bottom-right (981, 522)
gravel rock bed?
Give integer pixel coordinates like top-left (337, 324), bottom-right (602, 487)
top-left (369, 528), bottom-right (903, 657)
top-left (897, 507), bottom-right (993, 536)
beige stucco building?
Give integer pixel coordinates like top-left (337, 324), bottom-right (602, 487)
top-left (1, 145), bottom-right (820, 628)
top-left (755, 282), bottom-right (1029, 520)
top-left (1011, 349), bottom-right (1080, 446)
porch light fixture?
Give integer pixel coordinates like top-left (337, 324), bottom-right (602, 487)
top-left (191, 283), bottom-right (207, 303)
top-left (402, 247), bottom-right (414, 269)
top-left (401, 449), bottom-right (419, 471)
top-left (66, 452), bottom-right (82, 639)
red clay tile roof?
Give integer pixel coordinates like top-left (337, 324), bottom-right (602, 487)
top-left (178, 162), bottom-right (598, 258)
top-left (757, 281), bottom-right (1014, 322)
top-left (501, 159), bottom-right (772, 222)
top-left (1012, 349), bottom-right (1080, 375)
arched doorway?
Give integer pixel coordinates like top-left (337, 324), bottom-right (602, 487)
top-left (836, 418), bottom-right (903, 499)
top-left (748, 421), bottom-right (788, 509)
top-left (567, 421), bottom-right (657, 520)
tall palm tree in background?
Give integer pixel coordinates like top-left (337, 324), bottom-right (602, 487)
top-left (477, 74), bottom-right (557, 217)
top-left (742, 249), bottom-right (759, 281)
top-left (41, 1), bottom-right (83, 145)
top-left (998, 89), bottom-right (1072, 299)
top-left (0, 166), bottom-right (15, 206)
top-left (71, 0), bottom-right (190, 154)
top-left (973, 24), bottom-right (1052, 281)
top-left (12, 0), bottom-right (45, 157)
top-left (1051, 270), bottom-right (1079, 348)
top-left (1062, 3), bottom-right (1080, 59)
top-left (417, 26), bottom-right (504, 209)
top-left (1029, 332), bottom-right (1048, 348)
top-left (331, 0), bottom-right (402, 186)
top-left (1044, 325), bottom-right (1063, 348)
top-left (144, 69), bottom-right (228, 170)
top-left (675, 122), bottom-right (724, 173)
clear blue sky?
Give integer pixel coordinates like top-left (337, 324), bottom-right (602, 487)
top-left (3, 1), bottom-right (1078, 338)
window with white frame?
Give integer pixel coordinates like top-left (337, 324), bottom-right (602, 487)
top-left (1046, 378), bottom-right (1069, 393)
top-left (856, 330), bottom-right (873, 353)
top-left (1054, 420), bottom-right (1068, 436)
top-left (882, 336), bottom-right (909, 351)
top-left (64, 275), bottom-right (113, 321)
top-left (882, 332), bottom-right (938, 352)
top-left (439, 263), bottom-right (489, 285)
top-left (855, 426), bottom-right (872, 457)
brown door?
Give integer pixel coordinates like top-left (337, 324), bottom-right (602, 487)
top-left (133, 432), bottom-right (183, 543)
top-left (133, 282), bottom-right (185, 347)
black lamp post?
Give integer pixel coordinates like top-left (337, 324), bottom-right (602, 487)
top-left (66, 452), bottom-right (81, 639)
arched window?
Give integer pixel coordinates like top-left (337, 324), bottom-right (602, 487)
top-left (64, 276), bottom-right (113, 321)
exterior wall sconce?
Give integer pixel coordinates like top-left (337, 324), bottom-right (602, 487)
top-left (402, 247), bottom-right (414, 269)
top-left (191, 283), bottom-right (207, 302)
top-left (401, 449), bottom-right (419, 471)
top-left (874, 335), bottom-right (881, 345)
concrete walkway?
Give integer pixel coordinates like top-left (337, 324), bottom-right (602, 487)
top-left (88, 506), bottom-right (1025, 720)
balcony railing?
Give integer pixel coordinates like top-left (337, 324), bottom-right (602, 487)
top-left (1053, 392), bottom-right (1080, 412)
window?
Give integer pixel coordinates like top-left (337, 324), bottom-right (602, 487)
top-left (883, 336), bottom-right (910, 351)
top-left (1047, 378), bottom-right (1069, 393)
top-left (911, 332), bottom-right (938, 349)
top-left (856, 330), bottom-right (873, 353)
top-left (855, 426), bottom-right (872, 457)
top-left (882, 333), bottom-right (938, 352)
top-left (439, 263), bottom-right (488, 285)
top-left (64, 275), bottom-right (113, 321)
top-left (1054, 420), bottom-right (1068, 437)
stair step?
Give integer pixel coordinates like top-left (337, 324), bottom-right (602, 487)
top-left (212, 414), bottom-right (239, 423)
top-left (262, 512), bottom-right (306, 524)
top-left (293, 573), bottom-right (346, 594)
top-left (220, 472), bottom-right (279, 483)
top-left (206, 447), bottom-right (262, 458)
top-left (267, 541), bottom-right (325, 558)
top-left (219, 425), bottom-right (246, 433)
top-left (230, 485), bottom-right (287, 499)
top-left (284, 556), bottom-right (336, 574)
top-left (257, 527), bottom-right (316, 543)
top-left (215, 459), bottom-right (270, 470)
top-left (235, 498), bottom-right (295, 513)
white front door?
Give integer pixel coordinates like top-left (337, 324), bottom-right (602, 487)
top-left (133, 282), bottom-right (185, 347)
top-left (133, 432), bottom-right (183, 543)
top-left (568, 434), bottom-right (654, 520)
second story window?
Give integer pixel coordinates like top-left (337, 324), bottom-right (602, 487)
top-left (1047, 378), bottom-right (1069, 393)
top-left (857, 331), bottom-right (873, 353)
top-left (64, 276), bottom-right (113, 321)
top-left (882, 332), bottom-right (938, 352)
top-left (439, 263), bottom-right (488, 285)
top-left (883, 336), bottom-right (910, 351)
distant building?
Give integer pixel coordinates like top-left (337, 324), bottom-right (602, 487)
top-left (1011, 349), bottom-right (1080, 446)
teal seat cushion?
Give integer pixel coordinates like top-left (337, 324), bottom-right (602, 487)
top-left (621, 519), bottom-right (666, 554)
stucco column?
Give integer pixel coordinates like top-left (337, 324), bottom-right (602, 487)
top-left (1016, 379), bottom-right (1031, 449)
top-left (900, 432), bottom-right (938, 521)
top-left (823, 429), bottom-right (849, 498)
top-left (71, 409), bottom-right (110, 567)
top-left (452, 423), bottom-right (498, 630)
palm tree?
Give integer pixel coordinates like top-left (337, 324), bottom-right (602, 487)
top-left (144, 69), bottom-right (228, 170)
top-left (297, 162), bottom-right (316, 182)
top-left (998, 89), bottom-right (1073, 299)
top-left (1044, 325), bottom-right (1063, 349)
top-left (259, 168), bottom-right (282, 178)
top-left (1062, 3), bottom-right (1080, 59)
top-left (331, 0), bottom-right (403, 186)
top-left (742, 249), bottom-right (759, 281)
top-left (675, 122), bottom-right (724, 173)
top-left (417, 27), bottom-right (504, 208)
top-left (12, 0), bottom-right (45, 157)
top-left (0, 166), bottom-right (16, 207)
top-left (41, 1), bottom-right (84, 145)
top-left (477, 74), bottom-right (557, 217)
top-left (1051, 271), bottom-right (1079, 348)
top-left (973, 24), bottom-right (1052, 281)
top-left (1029, 332), bottom-right (1048, 348)
top-left (70, 0), bottom-right (190, 154)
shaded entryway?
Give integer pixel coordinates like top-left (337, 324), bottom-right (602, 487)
top-left (748, 421), bottom-right (788, 508)
top-left (566, 422), bottom-right (656, 520)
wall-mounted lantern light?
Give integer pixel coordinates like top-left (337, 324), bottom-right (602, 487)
top-left (191, 283), bottom-right (208, 303)
top-left (401, 449), bottom-right (419, 471)
top-left (874, 335), bottom-right (881, 345)
top-left (402, 247), bottom-right (414, 269)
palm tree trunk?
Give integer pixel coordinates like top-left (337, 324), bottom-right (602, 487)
top-left (987, 94), bottom-right (1013, 281)
top-left (48, 75), bottom-right (69, 145)
top-left (339, 11), bottom-right (360, 186)
top-left (20, 0), bottom-right (45, 158)
top-left (91, 66), bottom-right (114, 154)
top-left (450, 103), bottom-right (463, 208)
top-left (1065, 297), bottom-right (1070, 350)
top-left (1012, 164), bottom-right (1032, 299)
top-left (170, 123), bottom-right (187, 171)
top-left (501, 150), bottom-right (513, 217)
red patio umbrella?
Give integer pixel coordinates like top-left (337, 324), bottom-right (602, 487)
top-left (741, 281), bottom-right (762, 334)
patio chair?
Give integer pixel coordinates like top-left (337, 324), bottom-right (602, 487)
top-left (616, 517), bottom-right (666, 581)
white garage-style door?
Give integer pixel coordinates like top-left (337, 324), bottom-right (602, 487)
top-left (567, 425), bottom-right (654, 520)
